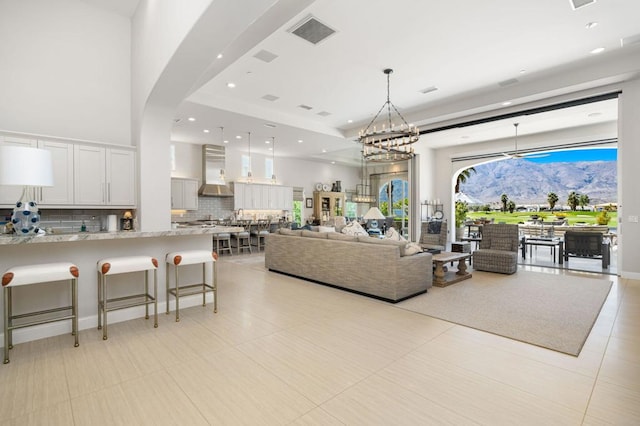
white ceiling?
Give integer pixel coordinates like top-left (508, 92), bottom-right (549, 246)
top-left (92, 0), bottom-right (640, 165)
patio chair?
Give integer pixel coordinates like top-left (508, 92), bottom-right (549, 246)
top-left (419, 220), bottom-right (447, 251)
top-left (472, 223), bottom-right (519, 274)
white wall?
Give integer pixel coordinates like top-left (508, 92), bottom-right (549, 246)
top-left (0, 0), bottom-right (131, 144)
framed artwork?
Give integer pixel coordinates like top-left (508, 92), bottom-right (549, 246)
top-left (305, 198), bottom-right (313, 208)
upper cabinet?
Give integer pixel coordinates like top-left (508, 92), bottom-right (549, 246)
top-left (171, 178), bottom-right (199, 210)
top-left (0, 135), bottom-right (137, 208)
top-left (232, 182), bottom-right (293, 210)
top-left (74, 144), bottom-right (136, 206)
top-left (0, 137), bottom-right (74, 206)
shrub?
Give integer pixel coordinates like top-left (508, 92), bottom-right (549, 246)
top-left (596, 210), bottom-right (611, 225)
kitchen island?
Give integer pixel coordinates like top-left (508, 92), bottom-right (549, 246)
top-left (1, 226), bottom-right (242, 347)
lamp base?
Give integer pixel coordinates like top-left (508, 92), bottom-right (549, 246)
top-left (11, 187), bottom-right (41, 235)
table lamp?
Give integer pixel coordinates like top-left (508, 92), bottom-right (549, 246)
top-left (363, 206), bottom-right (385, 233)
top-left (0, 146), bottom-right (54, 235)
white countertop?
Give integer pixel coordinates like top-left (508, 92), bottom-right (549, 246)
top-left (0, 226), bottom-right (244, 245)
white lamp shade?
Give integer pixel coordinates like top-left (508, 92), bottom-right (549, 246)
top-left (0, 146), bottom-right (54, 187)
top-left (363, 207), bottom-right (386, 220)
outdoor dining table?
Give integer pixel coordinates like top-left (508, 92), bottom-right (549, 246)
top-left (521, 236), bottom-right (564, 264)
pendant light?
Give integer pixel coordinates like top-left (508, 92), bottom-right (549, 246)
top-left (247, 131), bottom-right (252, 181)
top-left (219, 127), bottom-right (225, 181)
top-left (271, 136), bottom-right (277, 184)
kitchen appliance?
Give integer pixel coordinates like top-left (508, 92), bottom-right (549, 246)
top-left (198, 145), bottom-right (233, 196)
top-left (107, 215), bottom-right (118, 232)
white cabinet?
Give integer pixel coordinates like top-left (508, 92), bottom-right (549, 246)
top-left (38, 140), bottom-right (74, 205)
top-left (74, 144), bottom-right (136, 206)
top-left (171, 178), bottom-right (199, 210)
top-left (0, 137), bottom-right (73, 206)
top-left (232, 182), bottom-right (293, 210)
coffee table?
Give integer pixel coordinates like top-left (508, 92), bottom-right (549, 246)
top-left (432, 251), bottom-right (472, 287)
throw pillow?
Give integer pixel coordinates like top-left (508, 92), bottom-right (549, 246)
top-left (357, 235), bottom-right (407, 256)
top-left (404, 242), bottom-right (423, 255)
top-left (384, 227), bottom-right (407, 242)
top-left (427, 221), bottom-right (442, 234)
top-left (341, 221), bottom-right (369, 236)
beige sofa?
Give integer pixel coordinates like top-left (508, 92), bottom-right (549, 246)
top-left (265, 229), bottom-right (433, 303)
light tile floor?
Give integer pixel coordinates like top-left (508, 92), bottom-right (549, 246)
top-left (1, 253), bottom-right (638, 425)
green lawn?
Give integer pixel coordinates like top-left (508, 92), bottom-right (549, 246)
top-left (467, 210), bottom-right (618, 228)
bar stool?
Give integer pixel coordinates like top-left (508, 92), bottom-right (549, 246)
top-left (212, 232), bottom-right (233, 256)
top-left (2, 262), bottom-right (79, 364)
top-left (165, 250), bottom-right (218, 322)
top-left (97, 256), bottom-right (158, 340)
top-left (232, 220), bottom-right (252, 254)
top-left (251, 219), bottom-right (270, 251)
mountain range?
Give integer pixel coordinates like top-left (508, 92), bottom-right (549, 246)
top-left (459, 159), bottom-right (617, 206)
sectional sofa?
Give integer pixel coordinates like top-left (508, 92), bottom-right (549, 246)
top-left (265, 229), bottom-right (433, 303)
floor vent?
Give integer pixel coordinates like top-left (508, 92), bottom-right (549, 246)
top-left (289, 15), bottom-right (336, 45)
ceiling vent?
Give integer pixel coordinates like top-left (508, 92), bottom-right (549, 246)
top-left (498, 78), bottom-right (519, 87)
top-left (420, 86), bottom-right (438, 95)
top-left (569, 0), bottom-right (596, 10)
top-left (298, 104), bottom-right (313, 110)
top-left (262, 94), bottom-right (280, 101)
top-left (621, 33), bottom-right (640, 47)
top-left (317, 111), bottom-right (331, 117)
top-left (253, 49), bottom-right (278, 63)
top-left (289, 15), bottom-right (336, 45)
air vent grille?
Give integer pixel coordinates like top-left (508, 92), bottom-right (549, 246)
top-left (262, 94), bottom-right (280, 102)
top-left (253, 49), bottom-right (278, 63)
top-left (420, 86), bottom-right (438, 94)
top-left (498, 78), bottom-right (519, 87)
top-left (569, 0), bottom-right (596, 10)
top-left (289, 15), bottom-right (336, 45)
top-left (317, 111), bottom-right (331, 117)
top-left (298, 104), bottom-right (313, 110)
top-left (621, 33), bottom-right (640, 47)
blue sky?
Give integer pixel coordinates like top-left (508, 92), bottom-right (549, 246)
top-left (525, 148), bottom-right (617, 163)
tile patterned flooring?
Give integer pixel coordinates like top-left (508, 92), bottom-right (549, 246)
top-left (1, 253), bottom-right (638, 425)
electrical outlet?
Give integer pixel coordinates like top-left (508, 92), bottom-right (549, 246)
top-left (628, 215), bottom-right (639, 223)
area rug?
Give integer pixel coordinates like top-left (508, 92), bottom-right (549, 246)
top-left (396, 270), bottom-right (612, 356)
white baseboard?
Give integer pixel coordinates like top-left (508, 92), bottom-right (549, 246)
top-left (619, 270), bottom-right (640, 280)
top-left (1, 293), bottom-right (214, 348)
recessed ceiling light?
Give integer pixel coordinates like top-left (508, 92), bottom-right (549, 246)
top-left (203, 129), bottom-right (210, 133)
top-left (590, 47), bottom-right (605, 54)
top-left (268, 147), bottom-right (273, 151)
top-left (235, 135), bottom-right (242, 139)
top-left (322, 149), bottom-right (327, 153)
top-left (519, 69), bottom-right (526, 74)
top-left (502, 101), bottom-right (512, 106)
top-left (217, 53), bottom-right (223, 59)
top-left (347, 119), bottom-right (353, 123)
top-left (188, 117), bottom-right (196, 122)
top-left (585, 22), bottom-right (598, 29)
top-left (227, 82), bottom-right (236, 88)
top-left (298, 140), bottom-right (303, 143)
top-left (331, 161), bottom-right (336, 164)
top-left (223, 140), bottom-right (229, 144)
top-left (265, 140), bottom-right (270, 144)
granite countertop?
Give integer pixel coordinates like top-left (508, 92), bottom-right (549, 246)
top-left (0, 226), bottom-right (244, 245)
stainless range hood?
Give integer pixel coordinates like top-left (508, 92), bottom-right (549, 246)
top-left (198, 145), bottom-right (234, 197)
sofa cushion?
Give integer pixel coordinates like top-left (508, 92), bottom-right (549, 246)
top-left (301, 230), bottom-right (329, 239)
top-left (279, 228), bottom-right (303, 236)
top-left (357, 235), bottom-right (408, 256)
top-left (317, 226), bottom-right (336, 233)
top-left (341, 221), bottom-right (368, 236)
top-left (327, 232), bottom-right (357, 242)
top-left (491, 237), bottom-right (513, 251)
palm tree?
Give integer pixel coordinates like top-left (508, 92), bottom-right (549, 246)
top-left (547, 192), bottom-right (559, 210)
top-left (507, 200), bottom-right (516, 213)
top-left (579, 194), bottom-right (590, 210)
top-left (455, 167), bottom-right (476, 193)
top-left (500, 193), bottom-right (509, 212)
top-left (567, 191), bottom-right (579, 211)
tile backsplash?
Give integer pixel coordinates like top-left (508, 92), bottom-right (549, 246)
top-left (171, 196), bottom-right (235, 223)
top-left (1, 208), bottom-right (134, 233)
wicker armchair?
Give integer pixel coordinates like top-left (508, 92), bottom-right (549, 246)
top-left (472, 223), bottom-right (519, 274)
top-left (419, 220), bottom-right (447, 251)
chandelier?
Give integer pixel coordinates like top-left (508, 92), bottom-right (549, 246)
top-left (359, 68), bottom-right (419, 162)
top-left (352, 146), bottom-right (376, 203)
